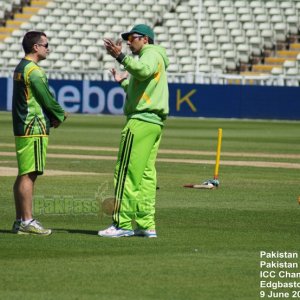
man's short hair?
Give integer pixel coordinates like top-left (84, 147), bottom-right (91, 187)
top-left (22, 31), bottom-right (47, 54)
top-left (148, 37), bottom-right (154, 44)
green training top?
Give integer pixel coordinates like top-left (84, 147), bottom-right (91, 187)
top-left (120, 44), bottom-right (169, 126)
top-left (12, 57), bottom-right (65, 137)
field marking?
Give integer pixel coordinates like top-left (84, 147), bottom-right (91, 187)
top-left (0, 151), bottom-right (299, 170)
top-left (0, 143), bottom-right (299, 159)
top-left (0, 151), bottom-right (116, 160)
top-left (157, 158), bottom-right (300, 169)
top-left (0, 166), bottom-right (109, 177)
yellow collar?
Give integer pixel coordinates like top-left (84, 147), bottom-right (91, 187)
top-left (24, 56), bottom-right (35, 62)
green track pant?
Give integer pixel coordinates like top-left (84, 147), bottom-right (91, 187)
top-left (113, 118), bottom-right (162, 230)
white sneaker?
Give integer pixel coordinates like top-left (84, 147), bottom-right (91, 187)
top-left (17, 219), bottom-right (52, 236)
top-left (98, 225), bottom-right (134, 238)
top-left (134, 229), bottom-right (157, 238)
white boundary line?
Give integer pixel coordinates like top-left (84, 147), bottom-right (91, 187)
top-left (1, 143), bottom-right (299, 159)
top-left (0, 151), bottom-right (299, 170)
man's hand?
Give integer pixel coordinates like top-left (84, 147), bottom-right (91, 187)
top-left (50, 112), bottom-right (68, 128)
top-left (51, 119), bottom-right (61, 128)
top-left (64, 112), bottom-right (69, 121)
top-left (103, 38), bottom-right (122, 58)
top-left (111, 68), bottom-right (128, 83)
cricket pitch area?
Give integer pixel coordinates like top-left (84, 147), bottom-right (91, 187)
top-left (0, 111), bottom-right (299, 300)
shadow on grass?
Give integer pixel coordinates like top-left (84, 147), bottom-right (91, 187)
top-left (0, 230), bottom-right (14, 234)
top-left (52, 228), bottom-right (98, 235)
top-left (0, 229), bottom-right (98, 235)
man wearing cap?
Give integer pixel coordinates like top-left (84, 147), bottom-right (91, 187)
top-left (99, 24), bottom-right (169, 238)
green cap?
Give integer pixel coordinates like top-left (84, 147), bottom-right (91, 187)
top-left (121, 24), bottom-right (155, 41)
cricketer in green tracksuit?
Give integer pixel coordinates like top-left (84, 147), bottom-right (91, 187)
top-left (100, 24), bottom-right (169, 237)
top-left (11, 31), bottom-right (66, 235)
top-left (12, 56), bottom-right (66, 175)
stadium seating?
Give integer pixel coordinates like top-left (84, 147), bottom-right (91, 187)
top-left (0, 0), bottom-right (299, 83)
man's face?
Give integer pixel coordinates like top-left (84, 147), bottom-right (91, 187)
top-left (127, 34), bottom-right (148, 55)
top-left (35, 35), bottom-right (49, 60)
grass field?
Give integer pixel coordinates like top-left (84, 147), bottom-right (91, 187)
top-left (0, 111), bottom-right (300, 300)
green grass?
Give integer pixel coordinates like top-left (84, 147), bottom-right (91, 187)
top-left (0, 111), bottom-right (300, 299)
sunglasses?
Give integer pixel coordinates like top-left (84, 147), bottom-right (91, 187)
top-left (127, 35), bottom-right (143, 42)
top-left (37, 43), bottom-right (49, 49)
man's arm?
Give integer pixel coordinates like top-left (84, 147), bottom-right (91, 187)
top-left (120, 54), bottom-right (157, 81)
top-left (103, 38), bottom-right (157, 81)
top-left (30, 69), bottom-right (66, 124)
